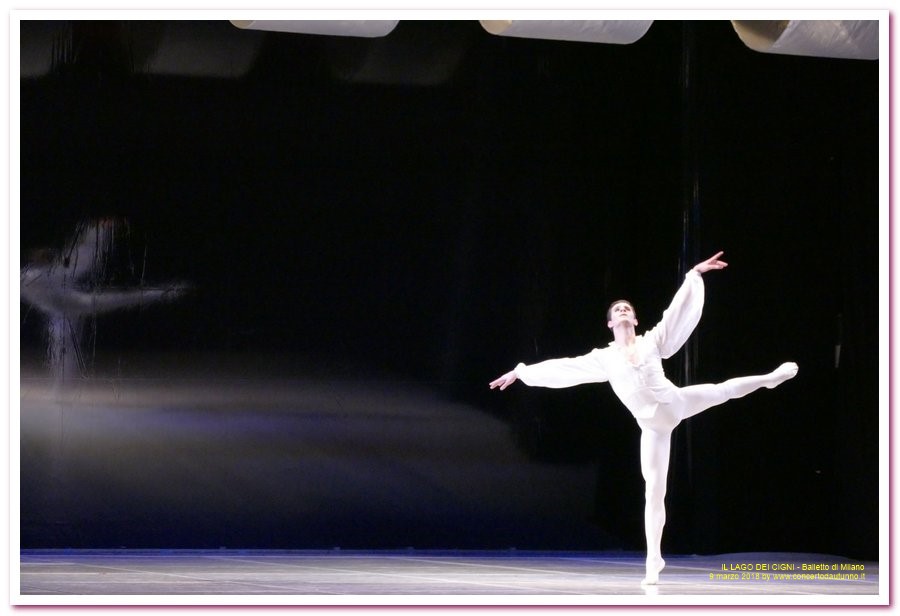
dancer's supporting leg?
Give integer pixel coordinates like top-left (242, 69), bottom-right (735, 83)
top-left (635, 362), bottom-right (798, 585)
top-left (639, 427), bottom-right (671, 585)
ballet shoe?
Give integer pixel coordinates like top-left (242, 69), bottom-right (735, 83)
top-left (641, 556), bottom-right (665, 586)
top-left (766, 362), bottom-right (798, 389)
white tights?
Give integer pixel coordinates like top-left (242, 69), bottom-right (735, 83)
top-left (636, 362), bottom-right (798, 585)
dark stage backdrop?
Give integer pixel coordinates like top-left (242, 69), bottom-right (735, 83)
top-left (19, 20), bottom-right (879, 559)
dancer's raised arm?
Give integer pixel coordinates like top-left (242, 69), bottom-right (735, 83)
top-left (692, 251), bottom-right (728, 274)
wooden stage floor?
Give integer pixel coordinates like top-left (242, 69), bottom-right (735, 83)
top-left (16, 549), bottom-right (883, 605)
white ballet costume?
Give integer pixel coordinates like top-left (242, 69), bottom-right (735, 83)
top-left (513, 270), bottom-right (798, 584)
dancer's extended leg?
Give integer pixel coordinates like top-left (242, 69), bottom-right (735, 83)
top-left (678, 362), bottom-right (798, 421)
top-left (639, 427), bottom-right (671, 585)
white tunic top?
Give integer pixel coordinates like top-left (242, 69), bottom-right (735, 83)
top-left (513, 270), bottom-right (704, 420)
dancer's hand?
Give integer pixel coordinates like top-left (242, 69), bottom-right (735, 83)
top-left (489, 370), bottom-right (518, 390)
top-left (693, 251), bottom-right (728, 274)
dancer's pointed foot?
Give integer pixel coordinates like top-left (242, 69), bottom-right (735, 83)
top-left (766, 362), bottom-right (798, 389)
top-left (641, 556), bottom-right (665, 586)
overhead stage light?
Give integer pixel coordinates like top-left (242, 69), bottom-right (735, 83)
top-left (230, 20), bottom-right (399, 38)
top-left (479, 20), bottom-right (653, 45)
top-left (731, 20), bottom-right (878, 60)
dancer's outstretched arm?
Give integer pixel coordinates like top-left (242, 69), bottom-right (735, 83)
top-left (491, 351), bottom-right (608, 390)
top-left (79, 284), bottom-right (189, 314)
top-left (489, 371), bottom-right (517, 390)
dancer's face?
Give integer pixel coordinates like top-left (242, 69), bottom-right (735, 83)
top-left (607, 301), bottom-right (637, 329)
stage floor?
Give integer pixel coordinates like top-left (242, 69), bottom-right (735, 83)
top-left (17, 550), bottom-right (882, 604)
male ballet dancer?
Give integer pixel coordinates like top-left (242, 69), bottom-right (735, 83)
top-left (489, 251), bottom-right (798, 585)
